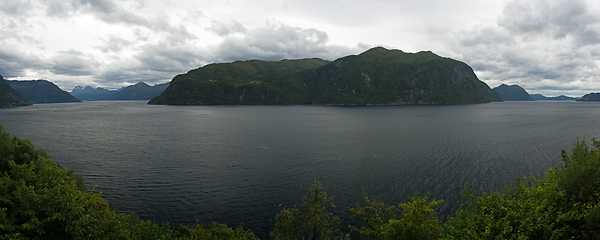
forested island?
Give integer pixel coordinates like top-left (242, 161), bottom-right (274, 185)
top-left (2, 122), bottom-right (600, 239)
top-left (149, 47), bottom-right (502, 105)
top-left (492, 84), bottom-right (535, 101)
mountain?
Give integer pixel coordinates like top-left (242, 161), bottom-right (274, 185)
top-left (149, 47), bottom-right (502, 105)
top-left (7, 80), bottom-right (80, 104)
top-left (104, 82), bottom-right (169, 100)
top-left (576, 93), bottom-right (600, 102)
top-left (493, 84), bottom-right (535, 101)
top-left (0, 75), bottom-right (32, 108)
top-left (71, 86), bottom-right (116, 100)
top-left (530, 94), bottom-right (577, 101)
top-left (71, 82), bottom-right (168, 101)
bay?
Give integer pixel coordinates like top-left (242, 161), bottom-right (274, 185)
top-left (1, 100), bottom-right (599, 239)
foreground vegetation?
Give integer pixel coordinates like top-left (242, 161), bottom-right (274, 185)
top-left (2, 122), bottom-right (599, 239)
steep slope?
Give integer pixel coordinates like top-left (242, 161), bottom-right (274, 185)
top-left (576, 93), bottom-right (600, 102)
top-left (306, 47), bottom-right (502, 104)
top-left (0, 75), bottom-right (32, 108)
top-left (149, 58), bottom-right (331, 104)
top-left (149, 47), bottom-right (501, 105)
top-left (8, 80), bottom-right (80, 104)
top-left (493, 84), bottom-right (535, 101)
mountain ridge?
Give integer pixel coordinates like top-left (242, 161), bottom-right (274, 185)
top-left (530, 94), bottom-right (577, 101)
top-left (149, 47), bottom-right (502, 105)
top-left (71, 82), bottom-right (169, 101)
top-left (7, 80), bottom-right (80, 104)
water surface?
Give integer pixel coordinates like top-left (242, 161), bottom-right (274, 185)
top-left (1, 101), bottom-right (599, 238)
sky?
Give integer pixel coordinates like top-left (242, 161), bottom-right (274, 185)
top-left (1, 0), bottom-right (599, 97)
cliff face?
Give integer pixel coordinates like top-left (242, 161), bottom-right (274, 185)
top-left (149, 47), bottom-right (501, 105)
top-left (493, 84), bottom-right (535, 101)
top-left (0, 76), bottom-right (32, 108)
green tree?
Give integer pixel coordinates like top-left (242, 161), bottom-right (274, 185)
top-left (349, 192), bottom-right (443, 240)
top-left (444, 137), bottom-right (600, 239)
top-left (0, 124), bottom-right (126, 239)
top-left (271, 181), bottom-right (342, 240)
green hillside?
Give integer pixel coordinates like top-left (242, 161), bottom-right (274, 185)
top-left (0, 75), bottom-right (32, 108)
top-left (149, 58), bottom-right (330, 104)
top-left (149, 47), bottom-right (501, 105)
top-left (577, 93), bottom-right (600, 102)
top-left (307, 47), bottom-right (502, 105)
top-left (8, 80), bottom-right (80, 104)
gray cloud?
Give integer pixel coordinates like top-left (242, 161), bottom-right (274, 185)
top-left (49, 50), bottom-right (99, 76)
top-left (0, 45), bottom-right (49, 78)
top-left (449, 0), bottom-right (600, 96)
top-left (208, 20), bottom-right (247, 37)
top-left (0, 0), bottom-right (32, 16)
top-left (211, 21), bottom-right (368, 62)
top-left (97, 35), bottom-right (133, 53)
top-left (499, 0), bottom-right (600, 46)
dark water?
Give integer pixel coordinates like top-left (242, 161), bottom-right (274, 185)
top-left (1, 101), bottom-right (599, 238)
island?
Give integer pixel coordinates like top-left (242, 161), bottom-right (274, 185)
top-left (149, 47), bottom-right (502, 105)
top-left (492, 84), bottom-right (535, 101)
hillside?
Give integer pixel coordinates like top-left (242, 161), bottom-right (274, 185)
top-left (149, 47), bottom-right (502, 105)
top-left (530, 94), bottom-right (577, 101)
top-left (8, 80), bottom-right (80, 104)
top-left (493, 84), bottom-right (535, 101)
top-left (0, 75), bottom-right (32, 108)
top-left (576, 92), bottom-right (600, 102)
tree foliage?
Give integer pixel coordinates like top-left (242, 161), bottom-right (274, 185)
top-left (271, 181), bottom-right (342, 240)
top-left (0, 124), bottom-right (258, 239)
top-left (349, 191), bottom-right (443, 240)
top-left (444, 137), bottom-right (600, 239)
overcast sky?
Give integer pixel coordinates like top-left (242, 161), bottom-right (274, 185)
top-left (1, 0), bottom-right (599, 97)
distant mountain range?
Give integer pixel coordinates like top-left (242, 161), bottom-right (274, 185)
top-left (7, 80), bottom-right (80, 104)
top-left (150, 47), bottom-right (502, 105)
top-left (530, 94), bottom-right (577, 101)
top-left (71, 82), bottom-right (169, 101)
top-left (492, 84), bottom-right (534, 101)
top-left (0, 75), bottom-right (31, 108)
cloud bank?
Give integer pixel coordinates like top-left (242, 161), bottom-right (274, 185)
top-left (0, 0), bottom-right (598, 97)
